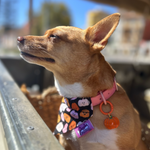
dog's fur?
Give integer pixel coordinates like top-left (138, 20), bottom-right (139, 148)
top-left (17, 13), bottom-right (148, 150)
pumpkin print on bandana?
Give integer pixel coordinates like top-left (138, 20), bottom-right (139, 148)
top-left (64, 113), bottom-right (71, 123)
top-left (80, 109), bottom-right (90, 118)
top-left (54, 97), bottom-right (93, 135)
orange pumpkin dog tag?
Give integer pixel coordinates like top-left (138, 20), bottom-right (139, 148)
top-left (99, 101), bottom-right (119, 129)
top-left (104, 115), bottom-right (119, 129)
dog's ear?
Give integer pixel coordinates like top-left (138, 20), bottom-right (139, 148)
top-left (85, 13), bottom-right (120, 52)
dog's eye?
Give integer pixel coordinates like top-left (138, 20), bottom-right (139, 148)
top-left (49, 34), bottom-right (58, 38)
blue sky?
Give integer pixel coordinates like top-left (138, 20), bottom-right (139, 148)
top-left (1, 0), bottom-right (118, 29)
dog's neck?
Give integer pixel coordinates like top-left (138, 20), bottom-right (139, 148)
top-left (54, 54), bottom-right (116, 98)
top-left (55, 78), bottom-right (84, 98)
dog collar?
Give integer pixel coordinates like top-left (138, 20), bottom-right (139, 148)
top-left (91, 78), bottom-right (118, 106)
top-left (54, 78), bottom-right (118, 136)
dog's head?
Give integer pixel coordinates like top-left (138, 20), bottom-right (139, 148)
top-left (17, 13), bottom-right (120, 93)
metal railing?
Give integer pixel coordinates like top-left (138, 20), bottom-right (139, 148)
top-left (0, 60), bottom-right (64, 150)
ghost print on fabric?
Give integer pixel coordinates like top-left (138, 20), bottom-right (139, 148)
top-left (54, 97), bottom-right (93, 135)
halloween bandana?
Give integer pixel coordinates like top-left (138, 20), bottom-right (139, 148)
top-left (54, 97), bottom-right (93, 135)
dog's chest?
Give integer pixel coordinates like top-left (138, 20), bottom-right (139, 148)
top-left (55, 79), bottom-right (119, 150)
top-left (64, 127), bottom-right (119, 150)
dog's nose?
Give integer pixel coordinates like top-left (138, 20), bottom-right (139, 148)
top-left (17, 36), bottom-right (24, 42)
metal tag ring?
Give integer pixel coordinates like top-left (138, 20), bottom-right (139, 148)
top-left (99, 101), bottom-right (113, 115)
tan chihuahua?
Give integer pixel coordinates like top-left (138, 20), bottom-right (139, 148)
top-left (17, 13), bottom-right (148, 150)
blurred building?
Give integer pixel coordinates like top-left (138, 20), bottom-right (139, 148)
top-left (87, 9), bottom-right (148, 58)
top-left (87, 9), bottom-right (145, 47)
top-left (113, 9), bottom-right (145, 47)
top-left (87, 10), bottom-right (109, 26)
top-left (139, 19), bottom-right (150, 57)
top-left (143, 19), bottom-right (150, 41)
